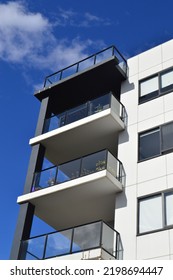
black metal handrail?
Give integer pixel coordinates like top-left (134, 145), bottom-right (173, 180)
top-left (43, 45), bottom-right (127, 87)
top-left (32, 149), bottom-right (125, 191)
top-left (20, 220), bottom-right (120, 260)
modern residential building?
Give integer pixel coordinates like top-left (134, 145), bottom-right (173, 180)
top-left (10, 39), bottom-right (173, 260)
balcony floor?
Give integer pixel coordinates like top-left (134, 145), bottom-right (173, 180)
top-left (30, 108), bottom-right (124, 165)
top-left (18, 170), bottom-right (122, 230)
top-left (54, 248), bottom-right (116, 260)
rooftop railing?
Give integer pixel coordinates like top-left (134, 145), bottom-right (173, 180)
top-left (43, 92), bottom-right (125, 134)
top-left (32, 149), bottom-right (125, 192)
top-left (43, 45), bottom-right (127, 88)
top-left (20, 220), bottom-right (120, 260)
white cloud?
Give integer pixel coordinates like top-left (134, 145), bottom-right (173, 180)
top-left (55, 8), bottom-right (111, 27)
top-left (0, 2), bottom-right (106, 72)
top-left (0, 1), bottom-right (50, 32)
top-left (0, 1), bottom-right (52, 63)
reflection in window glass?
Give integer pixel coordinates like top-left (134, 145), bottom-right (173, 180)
top-left (72, 222), bottom-right (101, 253)
top-left (140, 76), bottom-right (158, 102)
top-left (25, 236), bottom-right (46, 259)
top-left (81, 150), bottom-right (106, 176)
top-left (139, 195), bottom-right (162, 234)
top-left (161, 122), bottom-right (173, 152)
top-left (139, 128), bottom-right (160, 160)
top-left (57, 159), bottom-right (81, 183)
top-left (45, 230), bottom-right (72, 258)
top-left (161, 69), bottom-right (173, 92)
top-left (165, 192), bottom-right (173, 226)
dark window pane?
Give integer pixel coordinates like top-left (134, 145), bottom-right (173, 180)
top-left (161, 122), bottom-right (173, 152)
top-left (89, 94), bottom-right (110, 115)
top-left (139, 129), bottom-right (160, 160)
top-left (66, 103), bottom-right (87, 124)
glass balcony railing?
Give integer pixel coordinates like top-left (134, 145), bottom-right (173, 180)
top-left (20, 221), bottom-right (120, 260)
top-left (43, 93), bottom-right (125, 133)
top-left (32, 150), bottom-right (125, 191)
top-left (43, 45), bottom-right (127, 88)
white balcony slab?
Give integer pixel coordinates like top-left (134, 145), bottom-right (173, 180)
top-left (30, 108), bottom-right (125, 164)
top-left (51, 248), bottom-right (115, 260)
top-left (18, 170), bottom-right (123, 230)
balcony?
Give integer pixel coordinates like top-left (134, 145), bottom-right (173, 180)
top-left (35, 45), bottom-right (128, 108)
top-left (30, 93), bottom-right (125, 164)
top-left (44, 92), bottom-right (125, 133)
top-left (17, 150), bottom-right (124, 230)
top-left (20, 221), bottom-right (120, 260)
top-left (43, 46), bottom-right (127, 88)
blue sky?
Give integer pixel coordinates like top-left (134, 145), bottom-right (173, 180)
top-left (0, 0), bottom-right (173, 260)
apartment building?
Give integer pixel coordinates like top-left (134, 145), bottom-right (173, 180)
top-left (10, 39), bottom-right (173, 260)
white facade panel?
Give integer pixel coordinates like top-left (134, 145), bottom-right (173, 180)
top-left (161, 39), bottom-right (173, 63)
top-left (138, 65), bottom-right (162, 81)
top-left (138, 45), bottom-right (162, 73)
top-left (121, 76), bottom-right (138, 126)
top-left (164, 91), bottom-right (173, 113)
top-left (118, 124), bottom-right (138, 187)
top-left (138, 114), bottom-right (164, 132)
top-left (115, 185), bottom-right (137, 259)
top-left (167, 174), bottom-right (173, 189)
top-left (138, 97), bottom-right (164, 123)
top-left (127, 56), bottom-right (139, 77)
top-left (137, 156), bottom-right (167, 184)
top-left (137, 231), bottom-right (170, 259)
top-left (166, 153), bottom-right (173, 175)
top-left (137, 176), bottom-right (167, 197)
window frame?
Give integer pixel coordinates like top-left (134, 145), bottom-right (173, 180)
top-left (137, 190), bottom-right (173, 236)
top-left (139, 67), bottom-right (173, 104)
top-left (138, 121), bottom-right (173, 162)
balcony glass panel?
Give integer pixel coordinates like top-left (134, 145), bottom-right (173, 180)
top-left (81, 150), bottom-right (106, 176)
top-left (72, 222), bottom-right (101, 253)
top-left (66, 103), bottom-right (88, 124)
top-left (22, 236), bottom-right (46, 260)
top-left (44, 93), bottom-right (112, 133)
top-left (89, 94), bottom-right (110, 115)
top-left (102, 222), bottom-right (115, 256)
top-left (34, 166), bottom-right (57, 190)
top-left (57, 159), bottom-right (81, 184)
top-left (44, 45), bottom-right (127, 87)
top-left (45, 229), bottom-right (73, 258)
top-left (32, 150), bottom-right (124, 191)
top-left (20, 221), bottom-right (120, 259)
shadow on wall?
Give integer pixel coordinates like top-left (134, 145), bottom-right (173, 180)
top-left (119, 129), bottom-right (129, 144)
top-left (116, 188), bottom-right (127, 209)
top-left (117, 234), bottom-right (124, 260)
top-left (121, 80), bottom-right (135, 95)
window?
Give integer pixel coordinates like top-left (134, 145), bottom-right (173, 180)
top-left (139, 128), bottom-right (160, 160)
top-left (139, 68), bottom-right (173, 103)
top-left (139, 76), bottom-right (158, 103)
top-left (138, 121), bottom-right (173, 161)
top-left (138, 191), bottom-right (173, 234)
top-left (160, 69), bottom-right (173, 93)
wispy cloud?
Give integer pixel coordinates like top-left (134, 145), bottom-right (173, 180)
top-left (55, 8), bottom-right (112, 27)
top-left (0, 2), bottom-right (106, 72)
